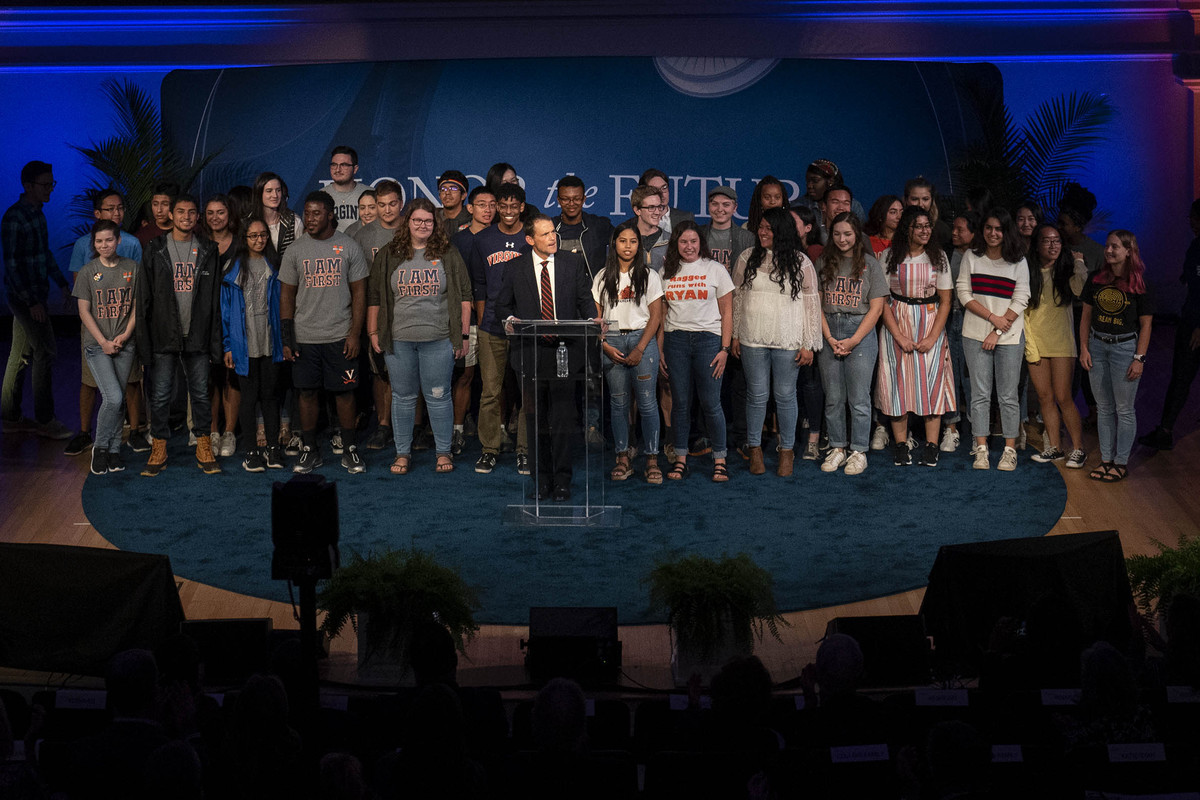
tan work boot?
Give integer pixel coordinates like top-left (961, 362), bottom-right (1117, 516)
top-left (748, 445), bottom-right (765, 475)
top-left (777, 448), bottom-right (795, 477)
top-left (141, 437), bottom-right (168, 477)
top-left (195, 434), bottom-right (221, 474)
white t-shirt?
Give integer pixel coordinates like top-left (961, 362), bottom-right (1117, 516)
top-left (591, 269), bottom-right (664, 331)
top-left (662, 258), bottom-right (735, 334)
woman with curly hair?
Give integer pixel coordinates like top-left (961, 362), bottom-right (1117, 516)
top-left (743, 175), bottom-right (788, 235)
top-left (732, 207), bottom-right (822, 476)
top-left (661, 221), bottom-right (735, 482)
top-left (817, 213), bottom-right (887, 475)
top-left (367, 198), bottom-right (472, 474)
top-left (1025, 223), bottom-right (1088, 468)
top-left (864, 194), bottom-right (903, 257)
top-left (1079, 230), bottom-right (1153, 482)
top-left (876, 206), bottom-right (956, 466)
top-left (593, 220), bottom-right (665, 483)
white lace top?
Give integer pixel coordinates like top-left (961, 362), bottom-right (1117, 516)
top-left (732, 249), bottom-right (823, 351)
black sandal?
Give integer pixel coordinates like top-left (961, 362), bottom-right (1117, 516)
top-left (712, 461), bottom-right (729, 483)
top-left (1089, 461), bottom-right (1114, 481)
top-left (1100, 463), bottom-right (1128, 482)
top-left (666, 461), bottom-right (689, 481)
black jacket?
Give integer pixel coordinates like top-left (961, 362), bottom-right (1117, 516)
top-left (135, 233), bottom-right (222, 361)
top-left (552, 212), bottom-right (613, 279)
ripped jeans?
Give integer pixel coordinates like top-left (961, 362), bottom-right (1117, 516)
top-left (602, 330), bottom-right (659, 455)
top-left (384, 338), bottom-right (454, 456)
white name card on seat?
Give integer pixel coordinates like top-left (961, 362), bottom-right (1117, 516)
top-left (991, 744), bottom-right (1024, 763)
top-left (320, 694), bottom-right (348, 711)
top-left (55, 689), bottom-right (106, 709)
top-left (1107, 743), bottom-right (1166, 762)
top-left (830, 744), bottom-right (889, 763)
top-left (915, 689), bottom-right (968, 707)
top-left (1167, 685), bottom-right (1200, 703)
top-left (1040, 688), bottom-right (1080, 706)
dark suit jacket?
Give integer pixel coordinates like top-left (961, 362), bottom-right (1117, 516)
top-left (494, 249), bottom-right (596, 377)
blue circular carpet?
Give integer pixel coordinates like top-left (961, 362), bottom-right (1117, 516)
top-left (83, 438), bottom-right (1066, 625)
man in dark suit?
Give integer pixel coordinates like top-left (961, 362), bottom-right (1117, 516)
top-left (496, 214), bottom-right (597, 501)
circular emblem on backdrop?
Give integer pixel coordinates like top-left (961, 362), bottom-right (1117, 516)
top-left (1095, 285), bottom-right (1128, 316)
top-left (653, 57), bottom-right (780, 98)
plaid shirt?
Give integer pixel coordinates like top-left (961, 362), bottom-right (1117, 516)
top-left (2, 197), bottom-right (67, 307)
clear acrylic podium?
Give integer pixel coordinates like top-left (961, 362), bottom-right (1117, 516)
top-left (503, 318), bottom-right (621, 528)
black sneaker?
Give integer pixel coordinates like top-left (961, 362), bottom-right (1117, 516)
top-left (364, 425), bottom-right (392, 450)
top-left (475, 452), bottom-right (497, 474)
top-left (451, 429), bottom-right (465, 456)
top-left (90, 448), bottom-right (108, 475)
top-left (1138, 427), bottom-right (1174, 451)
top-left (64, 431), bottom-right (93, 456)
top-left (893, 441), bottom-right (912, 466)
top-left (106, 451), bottom-right (125, 472)
top-left (243, 450), bottom-right (267, 473)
top-left (342, 445), bottom-right (366, 474)
top-left (516, 452), bottom-right (530, 475)
top-left (920, 442), bottom-right (939, 467)
top-left (284, 434), bottom-right (302, 456)
top-left (294, 445), bottom-right (323, 474)
top-left (127, 428), bottom-right (151, 453)
top-left (265, 445), bottom-right (284, 469)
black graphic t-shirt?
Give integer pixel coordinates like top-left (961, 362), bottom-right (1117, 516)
top-left (1081, 277), bottom-right (1154, 336)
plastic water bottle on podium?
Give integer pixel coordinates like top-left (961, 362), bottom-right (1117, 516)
top-left (556, 342), bottom-right (568, 378)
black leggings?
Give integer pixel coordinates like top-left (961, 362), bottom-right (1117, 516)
top-left (236, 357), bottom-right (281, 452)
top-left (1161, 322), bottom-right (1200, 431)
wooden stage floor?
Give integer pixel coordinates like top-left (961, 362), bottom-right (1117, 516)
top-left (1, 321), bottom-right (1197, 690)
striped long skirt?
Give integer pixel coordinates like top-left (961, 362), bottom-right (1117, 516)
top-left (875, 300), bottom-right (956, 416)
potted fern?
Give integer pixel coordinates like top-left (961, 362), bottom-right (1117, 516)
top-left (646, 553), bottom-right (787, 686)
top-left (318, 548), bottom-right (480, 684)
top-left (1127, 535), bottom-right (1200, 624)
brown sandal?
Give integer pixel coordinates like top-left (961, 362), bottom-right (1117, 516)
top-left (645, 458), bottom-right (663, 485)
top-left (435, 454), bottom-right (454, 473)
top-left (611, 452), bottom-right (633, 481)
top-left (390, 455), bottom-right (410, 475)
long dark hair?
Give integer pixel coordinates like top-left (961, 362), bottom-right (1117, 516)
top-left (820, 212), bottom-right (868, 285)
top-left (390, 198), bottom-right (452, 261)
top-left (1027, 223), bottom-right (1075, 309)
top-left (744, 207), bottom-right (806, 300)
top-left (485, 162), bottom-right (517, 197)
top-left (972, 207), bottom-right (1027, 264)
top-left (887, 206), bottom-right (947, 274)
top-left (746, 176), bottom-right (789, 236)
top-left (251, 172), bottom-right (290, 219)
top-left (864, 194), bottom-right (901, 237)
top-left (234, 215), bottom-right (280, 290)
top-left (597, 220), bottom-right (648, 309)
top-left (200, 194), bottom-right (241, 241)
top-left (662, 220), bottom-right (713, 280)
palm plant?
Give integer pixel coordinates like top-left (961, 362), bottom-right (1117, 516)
top-left (67, 78), bottom-right (220, 235)
top-left (954, 86), bottom-right (1116, 216)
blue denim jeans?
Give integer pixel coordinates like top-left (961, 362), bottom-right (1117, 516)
top-left (962, 337), bottom-right (1024, 440)
top-left (84, 344), bottom-right (135, 453)
top-left (150, 352), bottom-right (211, 440)
top-left (1089, 333), bottom-right (1141, 464)
top-left (384, 338), bottom-right (454, 456)
top-left (602, 330), bottom-right (659, 454)
top-left (819, 313), bottom-right (879, 452)
top-left (741, 345), bottom-right (800, 449)
top-left (943, 307), bottom-right (968, 426)
top-left (665, 330), bottom-right (727, 459)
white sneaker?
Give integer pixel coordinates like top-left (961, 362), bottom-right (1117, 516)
top-left (998, 446), bottom-right (1018, 471)
top-left (219, 431), bottom-right (236, 458)
top-left (940, 428), bottom-right (960, 453)
top-left (869, 424), bottom-right (889, 451)
top-left (972, 444), bottom-right (989, 470)
top-left (209, 432), bottom-right (221, 456)
top-left (187, 432), bottom-right (197, 446)
top-left (821, 448), bottom-right (847, 473)
top-left (844, 450), bottom-right (868, 475)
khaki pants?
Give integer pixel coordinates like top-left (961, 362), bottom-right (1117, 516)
top-left (476, 329), bottom-right (526, 454)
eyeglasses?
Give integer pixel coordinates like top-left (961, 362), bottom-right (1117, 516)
top-left (34, 180), bottom-right (57, 190)
top-left (246, 232), bottom-right (269, 240)
top-left (912, 223), bottom-right (933, 231)
top-left (639, 204), bottom-right (666, 214)
top-left (439, 186), bottom-right (463, 194)
top-left (329, 162), bottom-right (355, 170)
top-left (1042, 238), bottom-right (1062, 246)
top-left (410, 218), bottom-right (435, 228)
top-left (100, 205), bottom-right (125, 214)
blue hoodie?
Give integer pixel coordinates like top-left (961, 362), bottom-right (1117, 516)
top-left (220, 256), bottom-right (284, 376)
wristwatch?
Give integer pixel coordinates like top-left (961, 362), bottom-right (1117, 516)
top-left (1132, 353), bottom-right (1146, 363)
top-left (721, 345), bottom-right (732, 354)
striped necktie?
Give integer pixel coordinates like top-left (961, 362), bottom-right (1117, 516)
top-left (540, 260), bottom-right (554, 340)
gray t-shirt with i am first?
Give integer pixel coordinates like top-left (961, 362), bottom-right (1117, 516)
top-left (279, 230), bottom-right (369, 344)
top-left (73, 256), bottom-right (139, 347)
top-left (165, 236), bottom-right (200, 336)
top-left (820, 252), bottom-right (888, 315)
top-left (390, 253), bottom-right (448, 342)
top-left (353, 220), bottom-right (400, 265)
